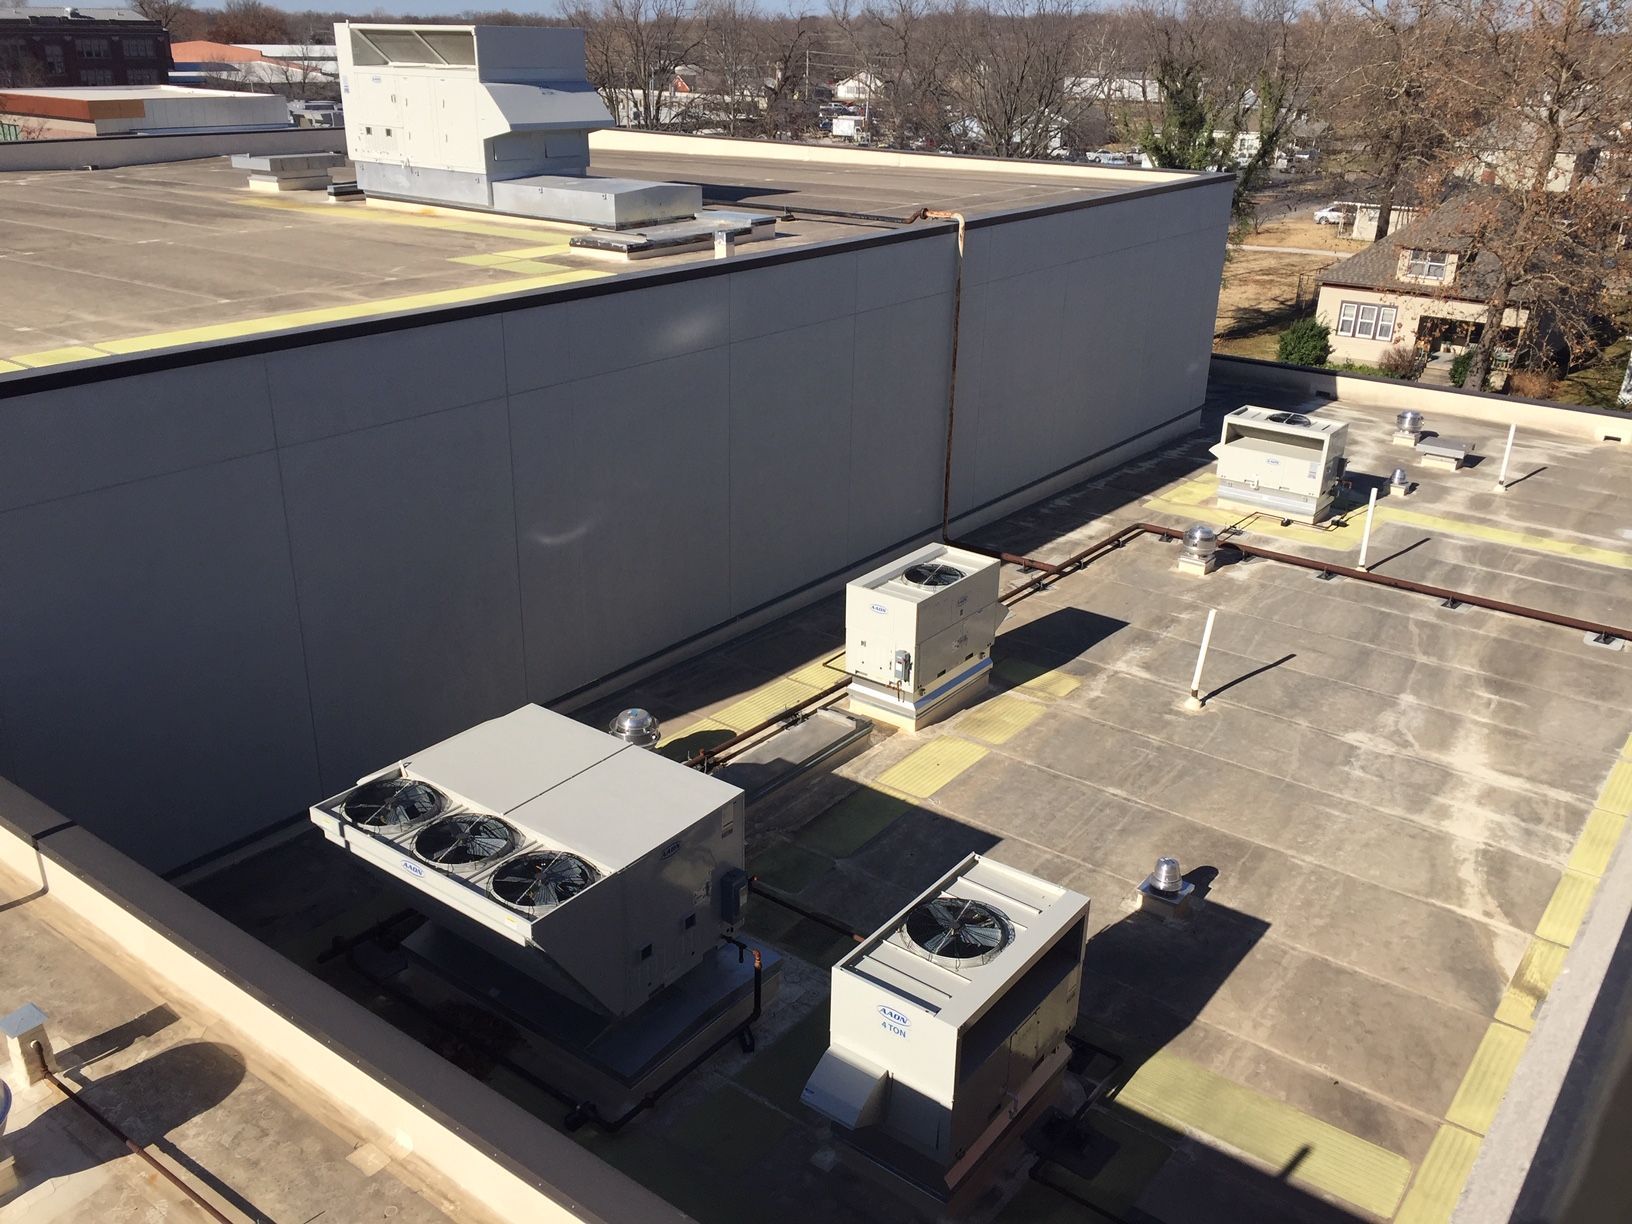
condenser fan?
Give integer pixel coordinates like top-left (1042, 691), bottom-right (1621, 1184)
top-left (412, 814), bottom-right (518, 868)
top-left (487, 851), bottom-right (600, 911)
top-left (903, 897), bottom-right (1012, 967)
top-left (902, 562), bottom-right (967, 588)
top-left (1266, 411), bottom-right (1312, 427)
top-left (342, 777), bottom-right (446, 829)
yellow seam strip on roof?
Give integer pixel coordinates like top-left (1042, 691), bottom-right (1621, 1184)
top-left (0, 358), bottom-right (26, 374)
top-left (789, 656), bottom-right (846, 690)
top-left (876, 738), bottom-right (988, 799)
top-left (10, 345), bottom-right (109, 368)
top-left (1145, 476), bottom-right (1632, 568)
top-left (1565, 809), bottom-right (1627, 878)
top-left (90, 270), bottom-right (608, 356)
top-left (1393, 1124), bottom-right (1483, 1224)
top-left (1535, 870), bottom-right (1600, 946)
top-left (1116, 1049), bottom-right (1412, 1219)
top-left (1383, 506), bottom-right (1632, 571)
top-left (1493, 938), bottom-right (1568, 1032)
top-left (1444, 1022), bottom-right (1528, 1135)
top-left (953, 693), bottom-right (1045, 745)
top-left (237, 196), bottom-right (581, 242)
top-left (710, 677), bottom-right (822, 733)
top-left (1598, 760), bottom-right (1632, 817)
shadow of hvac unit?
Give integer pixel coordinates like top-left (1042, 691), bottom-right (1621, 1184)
top-left (803, 855), bottom-right (1089, 1213)
top-left (1210, 405), bottom-right (1348, 525)
top-left (309, 705), bottom-right (778, 1119)
top-left (845, 544), bottom-right (1006, 732)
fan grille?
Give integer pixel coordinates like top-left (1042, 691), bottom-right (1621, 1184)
top-left (1266, 411), bottom-right (1312, 427)
top-left (902, 896), bottom-right (1011, 966)
top-left (412, 815), bottom-right (518, 867)
top-left (343, 777), bottom-right (446, 829)
top-left (902, 561), bottom-right (966, 588)
top-left (488, 851), bottom-right (600, 911)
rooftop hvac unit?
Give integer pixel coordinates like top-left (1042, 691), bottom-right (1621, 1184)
top-left (1209, 405), bottom-right (1349, 525)
top-left (310, 706), bottom-right (777, 1111)
top-left (845, 544), bottom-right (1005, 730)
top-left (803, 855), bottom-right (1089, 1208)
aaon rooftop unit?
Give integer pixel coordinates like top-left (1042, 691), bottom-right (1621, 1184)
top-left (309, 704), bottom-right (778, 1119)
top-left (1209, 405), bottom-right (1349, 525)
top-left (803, 855), bottom-right (1089, 1212)
top-left (845, 544), bottom-right (1005, 731)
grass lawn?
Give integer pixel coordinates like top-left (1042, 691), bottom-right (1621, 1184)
top-left (1554, 335), bottom-right (1631, 410)
top-left (1213, 249), bottom-right (1340, 360)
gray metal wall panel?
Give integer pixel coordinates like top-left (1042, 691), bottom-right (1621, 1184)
top-left (277, 399), bottom-right (526, 791)
top-left (727, 316), bottom-right (856, 610)
top-left (265, 315), bottom-right (507, 446)
top-left (855, 232), bottom-right (956, 312)
top-left (0, 356), bottom-right (276, 513)
top-left (728, 252), bottom-right (858, 343)
top-left (509, 349), bottom-right (733, 698)
top-left (0, 453), bottom-right (318, 871)
top-left (503, 276), bottom-right (729, 394)
top-left (847, 296), bottom-right (953, 557)
top-left (0, 184), bottom-right (1230, 869)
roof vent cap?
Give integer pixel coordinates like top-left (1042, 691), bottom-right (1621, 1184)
top-left (608, 708), bottom-right (661, 750)
top-left (1180, 524), bottom-right (1219, 562)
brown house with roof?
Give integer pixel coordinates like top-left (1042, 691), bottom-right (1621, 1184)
top-left (1315, 197), bottom-right (1532, 381)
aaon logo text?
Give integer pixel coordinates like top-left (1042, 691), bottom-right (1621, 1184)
top-left (399, 858), bottom-right (425, 878)
top-left (878, 1005), bottom-right (911, 1038)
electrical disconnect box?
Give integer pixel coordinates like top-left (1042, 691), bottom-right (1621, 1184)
top-left (844, 544), bottom-right (1004, 731)
top-left (1209, 405), bottom-right (1349, 525)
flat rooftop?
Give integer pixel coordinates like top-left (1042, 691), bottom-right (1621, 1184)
top-left (165, 387), bottom-right (1631, 1222)
top-left (0, 143), bottom-right (1175, 373)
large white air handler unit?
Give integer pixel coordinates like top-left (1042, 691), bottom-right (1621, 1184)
top-left (803, 855), bottom-right (1089, 1209)
top-left (310, 705), bottom-right (777, 1117)
top-left (845, 544), bottom-right (1005, 730)
top-left (1209, 405), bottom-right (1349, 525)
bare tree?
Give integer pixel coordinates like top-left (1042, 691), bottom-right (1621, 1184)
top-left (1326, 0), bottom-right (1479, 238)
top-left (829, 0), bottom-right (955, 148)
top-left (131, 0), bottom-right (197, 33)
top-left (207, 0), bottom-right (296, 44)
top-left (942, 0), bottom-right (1098, 159)
top-left (1126, 0), bottom-right (1325, 221)
top-left (1453, 0), bottom-right (1632, 388)
top-left (569, 0), bottom-right (701, 128)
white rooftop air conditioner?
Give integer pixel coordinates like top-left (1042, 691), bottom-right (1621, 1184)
top-left (803, 854), bottom-right (1089, 1207)
top-left (845, 544), bottom-right (1005, 730)
top-left (310, 705), bottom-right (747, 1019)
top-left (1209, 405), bottom-right (1349, 525)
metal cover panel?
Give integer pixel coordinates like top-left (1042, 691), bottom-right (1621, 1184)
top-left (400, 704), bottom-right (627, 814)
top-left (482, 82), bottom-right (614, 133)
top-left (511, 741), bottom-right (742, 870)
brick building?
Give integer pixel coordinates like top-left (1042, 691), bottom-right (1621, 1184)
top-left (0, 5), bottom-right (170, 91)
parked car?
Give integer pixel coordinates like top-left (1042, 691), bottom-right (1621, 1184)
top-left (1313, 203), bottom-right (1346, 225)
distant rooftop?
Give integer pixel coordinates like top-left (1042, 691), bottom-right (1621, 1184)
top-left (0, 131), bottom-right (1207, 374)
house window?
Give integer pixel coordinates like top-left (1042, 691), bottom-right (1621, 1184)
top-left (76, 38), bottom-right (111, 60)
top-left (122, 38), bottom-right (155, 59)
top-left (80, 67), bottom-right (114, 85)
top-left (1405, 249), bottom-right (1448, 281)
top-left (1335, 302), bottom-right (1398, 342)
top-left (127, 68), bottom-right (160, 84)
top-left (44, 44), bottom-right (65, 75)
